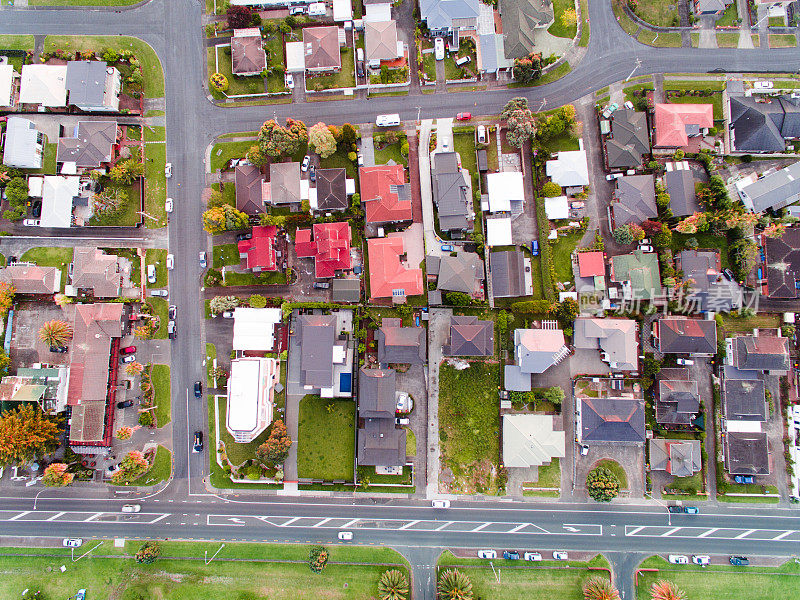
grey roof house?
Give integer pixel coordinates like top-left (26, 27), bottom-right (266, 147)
top-left (654, 316), bottom-right (717, 355)
top-left (765, 227), bottom-right (800, 299)
top-left (665, 164), bottom-right (699, 217)
top-left (436, 252), bottom-right (484, 296)
top-left (445, 315), bottom-right (494, 356)
top-left (722, 377), bottom-right (767, 422)
top-left (573, 318), bottom-right (639, 371)
top-left (729, 94), bottom-right (800, 153)
top-left (432, 152), bottom-right (471, 232)
top-left (725, 431), bottom-right (770, 475)
top-left (377, 318), bottom-right (426, 365)
top-left (505, 326), bottom-right (569, 391)
top-left (489, 250), bottom-right (529, 298)
top-left (65, 60), bottom-right (121, 112)
top-left (649, 439), bottom-right (702, 477)
top-left (419, 0), bottom-right (479, 35)
top-left (57, 121), bottom-right (118, 168)
top-left (315, 168), bottom-right (348, 211)
top-left (606, 109), bottom-right (650, 170)
top-left (358, 416), bottom-right (406, 467)
top-left (676, 250), bottom-right (741, 312)
top-left (579, 396), bottom-right (646, 444)
top-left (70, 247), bottom-right (122, 298)
top-left (296, 314), bottom-right (338, 390)
top-left (231, 30), bottom-right (267, 76)
top-left (656, 378), bottom-right (700, 426)
top-left (499, 0), bottom-right (554, 59)
top-left (611, 174), bottom-right (657, 227)
top-left (729, 333), bottom-right (790, 373)
top-left (267, 162), bottom-right (301, 205)
top-left (332, 278), bottom-right (361, 303)
top-left (358, 367), bottom-right (397, 418)
top-left (737, 161), bottom-right (800, 213)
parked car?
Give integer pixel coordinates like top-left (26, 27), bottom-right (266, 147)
top-left (553, 551), bottom-right (568, 560)
top-left (23, 218), bottom-right (40, 227)
top-left (236, 232), bottom-right (252, 242)
top-left (31, 200), bottom-right (42, 218)
top-left (147, 264), bottom-right (156, 284)
top-left (168, 320), bottom-right (176, 339)
top-left (357, 61), bottom-right (365, 78)
top-left (164, 162), bottom-right (172, 178)
top-left (676, 358), bottom-right (694, 366)
top-left (166, 254), bottom-right (174, 270)
top-left (395, 416), bottom-right (410, 425)
top-left (477, 125), bottom-right (487, 144)
top-left (456, 112), bottom-right (472, 121)
top-left (477, 550), bottom-right (496, 559)
top-left (338, 531), bottom-right (353, 540)
top-left (313, 281), bottom-right (330, 289)
top-left (120, 345), bottom-right (136, 355)
top-left (669, 555), bottom-right (689, 565)
top-left (441, 244), bottom-right (453, 252)
top-left (222, 311), bottom-right (234, 318)
top-left (310, 166), bottom-right (316, 182)
top-left (639, 238), bottom-right (651, 245)
top-left (193, 431), bottom-right (203, 453)
top-left (117, 400), bottom-right (134, 409)
top-left (120, 354), bottom-right (136, 364)
top-left (638, 244), bottom-right (654, 252)
top-left (432, 500), bottom-right (451, 508)
top-left (580, 444), bottom-right (589, 455)
top-left (62, 538), bottom-right (83, 548)
top-left (121, 504), bottom-right (141, 513)
top-left (503, 551), bottom-right (520, 560)
top-left (285, 73), bottom-right (294, 89)
top-left (301, 155), bottom-right (311, 172)
top-left (357, 152), bottom-right (364, 166)
top-left (199, 251), bottom-right (207, 268)
top-left (165, 197), bottom-right (173, 213)
top-left (434, 37), bottom-right (445, 60)
top-left (722, 268), bottom-right (735, 281)
top-left (455, 55), bottom-right (471, 67)
top-left (168, 305), bottom-right (177, 320)
top-left (524, 552), bottom-right (542, 561)
top-left (667, 506), bottom-right (684, 513)
top-left (729, 556), bottom-right (749, 566)
top-left (605, 173), bottom-right (622, 181)
top-left (754, 81), bottom-right (774, 90)
top-left (531, 240), bottom-right (539, 256)
top-left (734, 475), bottom-right (755, 484)
top-left (684, 506), bottom-right (699, 514)
top-left (624, 100), bottom-right (635, 110)
top-left (692, 555), bottom-right (710, 565)
top-left (289, 5), bottom-right (305, 14)
top-left (150, 289), bottom-right (168, 297)
top-left (50, 345), bottom-right (69, 353)
top-left (194, 381), bottom-right (203, 398)
top-left (376, 114), bottom-right (400, 127)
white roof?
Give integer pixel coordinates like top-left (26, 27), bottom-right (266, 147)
top-left (545, 150), bottom-right (589, 188)
top-left (725, 420), bottom-right (763, 433)
top-left (285, 42), bottom-right (306, 72)
top-left (486, 171), bottom-right (523, 212)
top-left (28, 176), bottom-right (44, 198)
top-left (346, 178), bottom-right (356, 195)
top-left (41, 176), bottom-right (79, 229)
top-left (0, 64), bottom-right (15, 107)
top-left (19, 64), bottom-right (68, 107)
top-left (333, 0), bottom-right (353, 20)
top-left (227, 359), bottom-right (261, 432)
top-left (502, 414), bottom-right (566, 468)
top-left (232, 307), bottom-right (282, 351)
top-left (364, 2), bottom-right (392, 21)
top-left (2, 117), bottom-right (42, 169)
top-left (545, 195), bottom-right (569, 220)
top-left (486, 216), bottom-right (513, 246)
top-left (233, 27), bottom-right (262, 37)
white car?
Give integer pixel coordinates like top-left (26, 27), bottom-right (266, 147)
top-left (164, 163), bottom-right (172, 178)
top-left (121, 504), bottom-right (141, 513)
top-left (676, 358), bottom-right (695, 366)
top-left (606, 173), bottom-right (622, 181)
top-left (638, 245), bottom-right (654, 253)
top-left (337, 531), bottom-right (353, 540)
top-left (23, 218), bottom-right (41, 226)
top-left (301, 155), bottom-right (311, 172)
top-left (434, 37), bottom-right (445, 60)
top-left (62, 538), bottom-right (83, 548)
top-left (692, 555), bottom-right (710, 565)
top-left (149, 289), bottom-right (168, 297)
top-left (432, 499), bottom-right (451, 508)
top-left (668, 555), bottom-right (689, 565)
top-left (222, 311), bottom-right (234, 319)
top-left (166, 254), bottom-right (174, 270)
top-left (477, 125), bottom-right (487, 144)
top-left (754, 81), bottom-right (774, 91)
top-left (285, 73), bottom-right (294, 89)
top-left (357, 152), bottom-right (364, 166)
top-left (147, 264), bottom-right (156, 284)
top-left (165, 197), bottom-right (173, 213)
top-left (523, 552), bottom-right (542, 561)
top-left (553, 551), bottom-right (568, 560)
top-left (477, 550), bottom-right (496, 559)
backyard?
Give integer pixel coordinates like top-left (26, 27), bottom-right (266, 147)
top-left (548, 0), bottom-right (578, 38)
top-left (213, 243), bottom-right (241, 268)
top-left (551, 230), bottom-right (584, 283)
top-left (297, 395), bottom-right (356, 481)
top-left (19, 247), bottom-right (73, 293)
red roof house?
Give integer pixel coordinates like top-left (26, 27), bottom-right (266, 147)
top-left (238, 225), bottom-right (278, 272)
top-left (577, 251), bottom-right (605, 278)
top-left (295, 222), bottom-right (351, 278)
top-left (360, 165), bottom-right (412, 223)
top-left (367, 237), bottom-right (423, 302)
top-left (654, 103), bottom-right (714, 148)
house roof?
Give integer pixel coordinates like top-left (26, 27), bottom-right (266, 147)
top-left (360, 164), bottom-right (412, 223)
top-left (657, 317), bottom-right (717, 354)
top-left (654, 103), bottom-right (714, 148)
top-left (365, 20), bottom-right (401, 61)
top-left (295, 222), bottom-right (351, 278)
top-left (665, 166), bottom-right (698, 217)
top-left (486, 216), bottom-right (513, 246)
top-left (649, 439), bottom-right (701, 477)
top-left (431, 152), bottom-right (470, 231)
top-left (573, 318), bottom-right (639, 371)
top-left (725, 431), bottom-right (769, 475)
top-left (65, 60), bottom-right (112, 107)
top-left (296, 314), bottom-right (337, 388)
top-left (739, 161), bottom-right (800, 213)
top-left (420, 0), bottom-right (479, 30)
top-left (545, 150), bottom-right (589, 187)
top-left (490, 250), bottom-right (527, 298)
top-left (332, 278), bottom-right (361, 302)
top-left (0, 264), bottom-right (61, 295)
top-left (447, 315), bottom-right (494, 356)
top-left (19, 64), bottom-right (68, 107)
top-left (69, 401), bottom-right (107, 444)
top-left (367, 237), bottom-right (424, 300)
top-left (729, 95), bottom-right (800, 153)
top-left (514, 328), bottom-right (569, 374)
top-left (41, 175), bottom-right (79, 229)
top-left (238, 225), bottom-right (278, 271)
top-left (315, 168), bottom-right (348, 211)
top-left (231, 33), bottom-right (267, 74)
top-left (486, 171), bottom-right (523, 212)
top-left (607, 109), bottom-right (650, 169)
top-left (765, 227), bottom-right (800, 299)
top-left (610, 250), bottom-right (661, 300)
top-left (502, 414), bottom-right (565, 468)
top-left (734, 335), bottom-right (790, 372)
top-left (358, 367), bottom-right (396, 417)
top-left (656, 379), bottom-right (700, 425)
top-left (234, 164), bottom-right (266, 215)
top-left (578, 251), bottom-right (605, 278)
top-left (357, 416), bottom-right (406, 467)
top-left (580, 396), bottom-right (646, 443)
top-left (377, 318), bottom-right (426, 364)
top-left (268, 162), bottom-right (301, 205)
top-left (678, 249), bottom-right (741, 311)
top-left (303, 26), bottom-right (342, 70)
top-left (613, 174), bottom-right (657, 227)
top-left (57, 121), bottom-right (117, 168)
top-left (478, 33), bottom-right (513, 72)
top-left (232, 307), bottom-right (282, 352)
top-left (71, 247), bottom-right (120, 298)
top-left (723, 377), bottom-right (767, 421)
top-left (0, 64), bottom-right (15, 108)
top-left (437, 252), bottom-right (484, 295)
top-left (498, 0), bottom-right (554, 59)
top-left (2, 117), bottom-right (42, 169)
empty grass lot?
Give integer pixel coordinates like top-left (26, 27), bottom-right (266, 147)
top-left (19, 247), bottom-right (72, 293)
top-left (0, 35), bottom-right (34, 51)
top-left (638, 30), bottom-right (683, 47)
top-left (769, 34), bottom-right (797, 48)
top-left (720, 313), bottom-right (780, 335)
top-left (147, 297), bottom-right (169, 339)
top-left (213, 243), bottom-right (240, 268)
top-left (548, 0), bottom-right (578, 38)
top-left (716, 32), bottom-right (741, 47)
top-left (552, 230), bottom-right (583, 283)
top-left (151, 364), bottom-right (171, 427)
top-left (131, 444), bottom-right (171, 486)
top-left (632, 0), bottom-right (678, 27)
top-left (297, 395), bottom-right (356, 481)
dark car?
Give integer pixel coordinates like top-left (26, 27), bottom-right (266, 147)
top-left (722, 268), bottom-right (735, 281)
top-left (120, 345), bottom-right (137, 355)
top-left (236, 232), bottom-right (252, 242)
top-left (50, 345), bottom-right (68, 353)
top-left (667, 506), bottom-right (684, 514)
top-left (193, 431), bottom-right (203, 453)
top-left (168, 305), bottom-right (177, 320)
top-left (31, 200), bottom-right (42, 218)
top-left (194, 381), bottom-right (202, 398)
top-left (117, 400), bottom-right (134, 409)
top-left (503, 551), bottom-right (520, 560)
top-left (730, 556), bottom-right (749, 566)
top-left (357, 61), bottom-right (365, 78)
top-left (734, 475), bottom-right (754, 484)
top-left (309, 166), bottom-right (316, 182)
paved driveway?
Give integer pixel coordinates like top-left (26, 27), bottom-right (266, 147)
top-left (396, 364), bottom-right (428, 493)
top-left (426, 308), bottom-right (452, 497)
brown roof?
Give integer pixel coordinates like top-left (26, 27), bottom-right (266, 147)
top-left (0, 264), bottom-right (60, 294)
top-left (231, 33), bottom-right (267, 75)
top-left (56, 121), bottom-right (117, 168)
top-left (365, 21), bottom-right (400, 62)
top-left (302, 27), bottom-right (342, 70)
top-left (67, 303), bottom-right (123, 407)
top-left (315, 168), bottom-right (348, 211)
top-left (69, 401), bottom-right (107, 443)
top-left (234, 164), bottom-right (266, 215)
top-left (70, 247), bottom-right (121, 298)
top-left (268, 162), bottom-right (301, 205)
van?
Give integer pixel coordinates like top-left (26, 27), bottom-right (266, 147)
top-left (376, 114), bottom-right (400, 127)
top-left (121, 504), bottom-right (141, 513)
top-left (477, 125), bottom-right (487, 144)
top-left (357, 47), bottom-right (364, 62)
top-left (455, 55), bottom-right (471, 67)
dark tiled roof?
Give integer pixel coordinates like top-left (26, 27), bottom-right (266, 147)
top-left (316, 168), bottom-right (348, 211)
top-left (655, 379), bottom-right (700, 426)
top-left (678, 249), bottom-right (741, 312)
top-left (657, 317), bottom-right (717, 354)
top-left (234, 165), bottom-right (265, 215)
top-left (607, 109), bottom-right (650, 169)
top-left (431, 152), bottom-right (470, 232)
top-left (730, 95), bottom-right (800, 153)
top-left (357, 417), bottom-right (406, 467)
top-left (580, 396), bottom-right (645, 443)
top-left (734, 335), bottom-right (790, 372)
top-left (725, 431), bottom-right (769, 475)
top-left (723, 377), bottom-right (767, 421)
top-left (446, 315), bottom-right (493, 356)
top-left (358, 367), bottom-right (396, 418)
top-left (377, 318), bottom-right (426, 365)
top-left (490, 250), bottom-right (526, 298)
top-left (297, 314), bottom-right (336, 388)
top-left (665, 168), bottom-right (698, 217)
top-left (765, 227), bottom-right (800, 299)
top-left (612, 175), bottom-right (656, 227)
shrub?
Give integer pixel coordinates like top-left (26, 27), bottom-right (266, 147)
top-left (210, 72), bottom-right (229, 92)
top-left (134, 541), bottom-right (162, 564)
top-left (542, 181), bottom-right (562, 197)
top-left (308, 545), bottom-right (329, 573)
top-left (249, 294), bottom-right (267, 308)
top-left (586, 466), bottom-right (620, 502)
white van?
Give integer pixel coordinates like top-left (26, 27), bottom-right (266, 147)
top-left (455, 55), bottom-right (471, 67)
top-left (376, 114), bottom-right (400, 127)
top-left (356, 47), bottom-right (364, 62)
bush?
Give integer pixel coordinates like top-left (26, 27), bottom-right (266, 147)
top-left (249, 294), bottom-right (267, 308)
top-left (308, 545), bottom-right (329, 573)
top-left (134, 541), bottom-right (162, 564)
top-left (586, 466), bottom-right (620, 502)
top-left (210, 72), bottom-right (229, 92)
top-left (542, 181), bottom-right (562, 197)
top-left (138, 411), bottom-right (154, 426)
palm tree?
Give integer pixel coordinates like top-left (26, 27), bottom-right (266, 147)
top-left (378, 569), bottom-right (409, 600)
top-left (583, 576), bottom-right (621, 600)
top-left (437, 569), bottom-right (473, 600)
top-left (650, 580), bottom-right (687, 600)
top-left (38, 320), bottom-right (73, 347)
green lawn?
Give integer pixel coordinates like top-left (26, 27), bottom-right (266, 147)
top-left (638, 30), bottom-right (683, 47)
top-left (439, 362), bottom-right (502, 494)
top-left (578, 0), bottom-right (590, 46)
top-left (213, 243), bottom-right (240, 268)
top-left (31, 0), bottom-right (140, 4)
top-left (151, 364), bottom-right (171, 428)
top-left (224, 270), bottom-right (285, 286)
top-left (613, 0), bottom-right (641, 35)
top-left (720, 313), bottom-right (780, 335)
top-left (373, 141), bottom-right (406, 167)
top-left (131, 445), bottom-right (172, 486)
top-left (297, 395), bottom-right (356, 481)
top-left (145, 248), bottom-right (168, 288)
top-left (86, 181), bottom-right (141, 226)
top-left (422, 52), bottom-right (437, 82)
top-left (597, 458), bottom-right (628, 489)
top-left (633, 0), bottom-right (679, 27)
top-left (406, 427), bottom-right (416, 457)
top-left (670, 232), bottom-right (729, 267)
top-left (22, 142), bottom-right (58, 176)
top-left (769, 15), bottom-right (785, 26)
top-left (716, 32), bottom-right (740, 47)
top-left (318, 147), bottom-right (360, 179)
top-left (206, 343), bottom-right (217, 388)
top-left (769, 34), bottom-right (797, 47)
top-left (551, 230), bottom-right (583, 284)
top-left (716, 1), bottom-right (739, 26)
top-left (307, 47), bottom-right (356, 90)
top-left (144, 141), bottom-right (167, 228)
top-left (212, 181), bottom-right (237, 207)
top-left (19, 247), bottom-right (72, 293)
top-left (210, 139), bottom-right (256, 172)
top-left (548, 0), bottom-right (578, 38)
top-left (525, 457), bottom-right (561, 490)
top-left (669, 92), bottom-right (723, 120)
top-left (148, 297), bottom-right (169, 339)
top-left (216, 395), bottom-right (275, 466)
top-left (44, 35), bottom-right (164, 98)
top-left (0, 35), bottom-right (35, 50)
top-left (144, 126), bottom-right (166, 142)
top-left (533, 62), bottom-right (571, 86)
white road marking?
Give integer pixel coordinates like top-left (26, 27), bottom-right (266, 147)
top-left (46, 512), bottom-right (65, 521)
top-left (627, 526), bottom-right (644, 535)
top-left (661, 527), bottom-right (681, 536)
top-left (313, 518), bottom-right (331, 527)
top-left (698, 528), bottom-right (718, 538)
top-left (8, 512), bottom-right (30, 521)
top-left (399, 520), bottom-right (420, 530)
top-left (149, 514), bottom-right (170, 524)
top-left (435, 521), bottom-right (453, 531)
top-left (774, 530), bottom-right (795, 540)
top-left (735, 529), bottom-right (756, 539)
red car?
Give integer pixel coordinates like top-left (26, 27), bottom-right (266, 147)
top-left (456, 112), bottom-right (472, 121)
top-left (120, 345), bottom-right (137, 355)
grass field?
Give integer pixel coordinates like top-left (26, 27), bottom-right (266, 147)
top-left (208, 45), bottom-right (266, 98)
top-left (148, 297), bottom-right (169, 339)
top-left (206, 342), bottom-right (217, 387)
top-left (633, 0), bottom-right (678, 27)
top-left (548, 0), bottom-right (578, 38)
top-left (769, 34), bottom-right (797, 48)
top-left (578, 0), bottom-right (590, 46)
top-left (551, 230), bottom-right (583, 283)
top-left (151, 364), bottom-right (171, 428)
top-left (524, 457), bottom-right (561, 494)
top-left (131, 445), bottom-right (171, 486)
top-left (210, 138), bottom-right (256, 172)
top-left (597, 458), bottom-right (628, 489)
top-left (297, 395), bottom-right (356, 481)
top-left (19, 247), bottom-right (72, 293)
top-left (144, 126), bottom-right (166, 142)
top-left (716, 32), bottom-right (740, 47)
top-left (216, 395), bottom-right (275, 466)
top-left (720, 313), bottom-right (780, 335)
top-left (0, 35), bottom-right (35, 51)
top-left (144, 141), bottom-right (168, 228)
top-left (213, 243), bottom-right (240, 268)
top-left (308, 47), bottom-right (355, 90)
top-left (638, 30), bottom-right (683, 47)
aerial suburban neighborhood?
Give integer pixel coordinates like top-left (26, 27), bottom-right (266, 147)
top-left (0, 0), bottom-right (800, 598)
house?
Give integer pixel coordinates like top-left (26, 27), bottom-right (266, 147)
top-left (69, 247), bottom-right (122, 298)
top-left (333, 0), bottom-right (353, 21)
top-left (57, 121), bottom-right (118, 169)
top-left (65, 60), bottom-right (121, 112)
top-left (266, 162), bottom-right (302, 206)
top-left (544, 196), bottom-right (569, 220)
top-left (377, 318), bottom-right (426, 365)
top-left (294, 313), bottom-right (351, 397)
top-left (238, 225), bottom-right (278, 272)
top-left (655, 371), bottom-right (700, 426)
top-left (0, 63), bottom-right (17, 108)
top-left (431, 151), bottom-right (471, 233)
top-left (445, 315), bottom-right (494, 356)
top-left (19, 64), bottom-right (68, 107)
top-left (231, 307), bottom-right (282, 352)
top-left (610, 250), bottom-right (661, 300)
top-left (231, 29), bottom-right (267, 76)
top-left (693, 0), bottom-right (733, 15)
top-left (649, 439), bottom-right (702, 476)
top-left (606, 109), bottom-right (650, 170)
top-left (67, 303), bottom-right (125, 450)
top-left (505, 325), bottom-right (569, 390)
top-left (725, 431), bottom-right (770, 475)
top-left (728, 95), bottom-right (800, 153)
top-left (226, 357), bottom-right (278, 443)
top-left (676, 249), bottom-right (741, 312)
top-left (285, 41), bottom-right (306, 73)
top-left (578, 394), bottom-right (646, 444)
top-left (489, 249), bottom-right (531, 298)
top-left (2, 117), bottom-right (44, 169)
top-left (0, 263), bottom-right (61, 295)
top-left (486, 171), bottom-right (523, 213)
top-left (612, 174), bottom-right (657, 227)
top-left (478, 33), bottom-right (513, 75)
top-left (234, 164), bottom-right (266, 216)
top-left (357, 368), bottom-right (406, 467)
top-left (653, 316), bottom-right (717, 355)
top-left (360, 164), bottom-right (412, 223)
top-left (313, 168), bottom-right (348, 212)
top-left (419, 0), bottom-right (479, 40)
top-left (722, 376), bottom-right (767, 422)
top-left (545, 149), bottom-right (589, 189)
top-left (575, 250), bottom-right (607, 293)
top-left (574, 318), bottom-right (639, 371)
top-left (0, 365), bottom-right (70, 414)
top-left (302, 26), bottom-right (342, 72)
top-left (358, 367), bottom-right (397, 417)
top-left (364, 21), bottom-right (403, 67)
top-left (433, 252), bottom-right (484, 297)
top-left (367, 237), bottom-right (424, 302)
top-left (498, 0), bottom-right (554, 59)
top-left (333, 278), bottom-right (361, 302)
top-left (363, 0), bottom-right (393, 22)
top-left (40, 175), bottom-right (80, 228)
top-left (295, 222), bottom-right (351, 278)
top-left (653, 103), bottom-right (714, 149)
top-left (736, 161), bottom-right (800, 213)
top-left (664, 162), bottom-right (698, 217)
top-left (502, 414), bottom-right (565, 469)
top-left (726, 332), bottom-right (790, 374)
top-left (764, 227), bottom-right (800, 298)
top-left (485, 217), bottom-right (513, 246)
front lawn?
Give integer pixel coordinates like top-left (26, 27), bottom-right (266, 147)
top-left (297, 395), bottom-right (356, 481)
top-left (548, 0), bottom-right (578, 38)
top-left (319, 147), bottom-right (360, 179)
top-left (86, 180), bottom-right (141, 226)
top-left (632, 0), bottom-right (679, 27)
top-left (224, 270), bottom-right (286, 286)
top-left (769, 34), bottom-right (797, 47)
top-left (597, 458), bottom-right (628, 488)
top-left (210, 138), bottom-right (256, 172)
top-left (147, 297), bottom-right (169, 339)
top-left (213, 243), bottom-right (240, 268)
top-left (144, 141), bottom-right (167, 228)
top-left (716, 1), bottom-right (738, 26)
top-left (307, 47), bottom-right (355, 91)
top-left (211, 45), bottom-right (266, 97)
top-left (716, 32), bottom-right (740, 47)
top-left (637, 30), bottom-right (683, 46)
top-left (439, 362), bottom-right (502, 494)
top-left (130, 445), bottom-right (171, 486)
top-left (19, 247), bottom-right (72, 293)
top-left (373, 140), bottom-right (406, 167)
top-left (206, 343), bottom-right (217, 388)
top-left (216, 395), bottom-right (275, 466)
top-left (526, 457), bottom-right (561, 488)
top-left (145, 248), bottom-right (168, 288)
top-left (151, 364), bottom-right (171, 428)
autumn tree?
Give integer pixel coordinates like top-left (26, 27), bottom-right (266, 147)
top-left (92, 187), bottom-right (128, 217)
top-left (379, 569), bottom-right (409, 600)
top-left (341, 123), bottom-right (358, 145)
top-left (650, 580), bottom-right (687, 600)
top-left (0, 404), bottom-right (60, 465)
top-left (249, 294), bottom-right (267, 308)
top-left (438, 569), bottom-right (473, 600)
top-left (125, 361), bottom-right (145, 376)
top-left (674, 212), bottom-right (709, 234)
top-left (583, 576), bottom-right (620, 600)
top-left (109, 158), bottom-right (144, 185)
top-left (112, 450), bottom-right (150, 484)
top-left (209, 295), bottom-right (240, 315)
top-left (42, 462), bottom-right (74, 487)
top-left (308, 122), bottom-right (337, 158)
top-left (38, 320), bottom-right (73, 347)
top-left (227, 4), bottom-right (252, 28)
top-left (0, 282), bottom-right (15, 316)
top-left (308, 545), bottom-right (329, 573)
top-left (116, 425), bottom-right (140, 440)
top-left (134, 541), bottom-right (162, 564)
top-left (256, 419), bottom-right (292, 466)
top-left (561, 7), bottom-right (577, 27)
top-left (252, 118), bottom-right (308, 158)
top-left (501, 97), bottom-right (536, 148)
top-left (586, 466), bottom-right (620, 502)
top-left (202, 204), bottom-right (250, 234)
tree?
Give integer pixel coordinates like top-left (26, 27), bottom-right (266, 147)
top-left (542, 181), bottom-right (562, 197)
top-left (0, 404), bottom-right (60, 465)
top-left (0, 282), bottom-right (13, 318)
top-left (209, 295), bottom-right (240, 315)
top-left (554, 298), bottom-right (579, 324)
top-left (650, 580), bottom-right (687, 600)
top-left (38, 320), bottom-right (73, 347)
top-left (586, 466), bottom-right (620, 502)
top-left (109, 159), bottom-right (144, 185)
top-left (249, 294), bottom-right (267, 308)
top-left (379, 569), bottom-right (409, 600)
top-left (134, 541), bottom-right (162, 564)
top-left (561, 7), bottom-right (577, 27)
top-left (208, 187), bottom-right (226, 208)
top-left (0, 349), bottom-right (10, 379)
top-left (510, 299), bottom-right (554, 314)
top-left (246, 144), bottom-right (269, 166)
top-left (54, 293), bottom-right (72, 307)
top-left (763, 222), bottom-right (787, 238)
top-left (42, 462), bottom-right (74, 487)
top-left (125, 361), bottom-right (145, 376)
top-left (4, 177), bottom-right (29, 208)
top-left (253, 118), bottom-right (308, 158)
top-left (341, 123), bottom-right (357, 145)
top-left (210, 72), bottom-right (228, 92)
top-left (256, 419), bottom-right (292, 466)
top-left (227, 4), bottom-right (252, 28)
top-left (92, 187), bottom-right (128, 216)
top-left (730, 237), bottom-right (758, 281)
top-left (501, 97), bottom-right (536, 147)
top-left (260, 213), bottom-right (287, 227)
top-left (583, 576), bottom-right (621, 600)
top-left (112, 450), bottom-right (150, 484)
top-left (116, 425), bottom-right (139, 440)
top-left (674, 212), bottom-right (708, 234)
top-left (443, 291), bottom-right (471, 306)
top-left (512, 53), bottom-right (542, 84)
top-left (308, 122), bottom-right (337, 158)
top-left (612, 224), bottom-right (636, 245)
top-left (437, 569), bottom-right (473, 600)
top-left (308, 545), bottom-right (329, 573)
top-left (202, 204), bottom-right (249, 234)
top-left (541, 386), bottom-right (564, 406)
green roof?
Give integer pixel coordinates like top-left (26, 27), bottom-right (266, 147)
top-left (11, 384), bottom-right (47, 403)
top-left (611, 250), bottom-right (661, 299)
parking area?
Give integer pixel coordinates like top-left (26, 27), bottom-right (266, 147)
top-left (396, 363), bottom-right (428, 490)
top-left (575, 446), bottom-right (645, 500)
top-left (9, 302), bottom-right (72, 371)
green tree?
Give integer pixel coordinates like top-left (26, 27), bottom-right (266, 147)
top-left (438, 569), bottom-right (473, 600)
top-left (542, 181), bottom-right (562, 197)
top-left (308, 545), bottom-right (329, 573)
top-left (0, 404), bottom-right (60, 465)
top-left (341, 123), bottom-right (357, 145)
top-left (209, 295), bottom-right (240, 315)
top-left (256, 419), bottom-right (292, 466)
top-left (729, 237), bottom-right (758, 281)
top-left (612, 225), bottom-right (636, 245)
top-left (134, 541), bottom-right (162, 564)
top-left (379, 569), bottom-right (409, 600)
top-left (553, 298), bottom-right (578, 324)
top-left (109, 158), bottom-right (145, 185)
top-left (501, 97), bottom-right (536, 148)
top-left (202, 204), bottom-right (249, 234)
top-left (443, 291), bottom-right (471, 306)
top-left (511, 52), bottom-right (542, 84)
top-left (542, 386), bottom-right (564, 406)
top-left (586, 466), bottom-right (620, 502)
top-left (249, 294), bottom-right (267, 308)
top-left (308, 122), bottom-right (337, 158)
